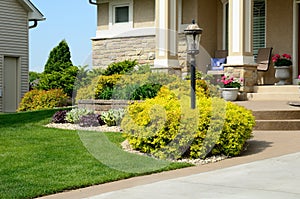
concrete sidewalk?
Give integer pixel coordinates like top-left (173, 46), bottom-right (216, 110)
top-left (40, 130), bottom-right (300, 199)
top-left (89, 152), bottom-right (300, 199)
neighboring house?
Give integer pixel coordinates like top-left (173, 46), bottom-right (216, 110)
top-left (0, 0), bottom-right (44, 112)
top-left (90, 0), bottom-right (299, 88)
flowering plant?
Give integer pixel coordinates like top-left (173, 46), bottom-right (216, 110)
top-left (272, 54), bottom-right (292, 66)
top-left (219, 75), bottom-right (243, 88)
top-left (298, 75), bottom-right (300, 85)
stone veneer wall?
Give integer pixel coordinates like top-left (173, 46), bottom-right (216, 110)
top-left (92, 35), bottom-right (156, 69)
top-left (224, 65), bottom-right (257, 93)
top-left (92, 33), bottom-right (188, 69)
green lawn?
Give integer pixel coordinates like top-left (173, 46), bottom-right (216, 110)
top-left (0, 109), bottom-right (190, 199)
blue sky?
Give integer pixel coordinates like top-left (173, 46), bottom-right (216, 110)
top-left (29, 0), bottom-right (97, 72)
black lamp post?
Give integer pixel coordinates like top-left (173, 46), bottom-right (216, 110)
top-left (184, 20), bottom-right (202, 109)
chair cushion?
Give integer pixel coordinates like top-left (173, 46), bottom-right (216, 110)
top-left (211, 58), bottom-right (226, 70)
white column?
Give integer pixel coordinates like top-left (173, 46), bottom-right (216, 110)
top-left (227, 0), bottom-right (255, 65)
top-left (153, 0), bottom-right (180, 73)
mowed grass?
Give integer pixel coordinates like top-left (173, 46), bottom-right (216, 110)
top-left (0, 109), bottom-right (191, 199)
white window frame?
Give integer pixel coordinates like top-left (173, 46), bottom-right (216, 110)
top-left (113, 5), bottom-right (129, 24)
top-left (109, 0), bottom-right (133, 31)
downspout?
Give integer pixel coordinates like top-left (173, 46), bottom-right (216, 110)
top-left (29, 20), bottom-right (38, 29)
top-left (89, 0), bottom-right (98, 5)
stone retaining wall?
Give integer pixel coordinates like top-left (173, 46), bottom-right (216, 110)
top-left (78, 99), bottom-right (140, 112)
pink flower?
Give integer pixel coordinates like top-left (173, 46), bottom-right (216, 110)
top-left (282, 54), bottom-right (292, 59)
top-left (298, 75), bottom-right (300, 80)
top-left (272, 57), bottom-right (278, 62)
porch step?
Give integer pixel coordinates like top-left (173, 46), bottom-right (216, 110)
top-left (247, 85), bottom-right (299, 101)
top-left (253, 110), bottom-right (300, 131)
top-left (235, 101), bottom-right (300, 131)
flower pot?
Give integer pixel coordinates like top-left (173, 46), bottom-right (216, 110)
top-left (274, 66), bottom-right (291, 85)
top-left (221, 88), bottom-right (239, 101)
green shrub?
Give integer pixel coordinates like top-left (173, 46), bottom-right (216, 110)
top-left (101, 109), bottom-right (125, 126)
top-left (76, 71), bottom-right (213, 102)
top-left (103, 60), bottom-right (137, 76)
top-left (37, 66), bottom-right (79, 97)
top-left (65, 108), bottom-right (93, 124)
top-left (76, 76), bottom-right (99, 101)
top-left (122, 80), bottom-right (255, 160)
top-left (18, 89), bottom-right (68, 112)
top-left (95, 74), bottom-right (122, 99)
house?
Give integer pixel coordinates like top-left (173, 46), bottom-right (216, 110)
top-left (89, 0), bottom-right (299, 92)
top-left (0, 0), bottom-right (44, 112)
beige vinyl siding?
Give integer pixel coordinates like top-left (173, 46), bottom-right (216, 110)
top-left (0, 0), bottom-right (29, 112)
top-left (0, 56), bottom-right (2, 110)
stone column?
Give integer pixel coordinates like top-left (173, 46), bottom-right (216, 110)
top-left (225, 0), bottom-right (257, 93)
top-left (153, 0), bottom-right (181, 76)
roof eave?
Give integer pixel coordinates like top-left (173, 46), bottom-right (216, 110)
top-left (17, 0), bottom-right (45, 21)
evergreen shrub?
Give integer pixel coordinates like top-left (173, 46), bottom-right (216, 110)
top-left (121, 81), bottom-right (255, 160)
top-left (103, 60), bottom-right (137, 76)
top-left (18, 89), bottom-right (68, 112)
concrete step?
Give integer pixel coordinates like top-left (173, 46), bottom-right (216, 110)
top-left (253, 110), bottom-right (300, 120)
top-left (236, 101), bottom-right (300, 131)
top-left (247, 85), bottom-right (299, 101)
top-left (252, 109), bottom-right (300, 131)
top-left (254, 120), bottom-right (300, 131)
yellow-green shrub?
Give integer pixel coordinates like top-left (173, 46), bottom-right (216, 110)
top-left (76, 74), bottom-right (122, 101)
top-left (18, 89), bottom-right (68, 112)
top-left (122, 80), bottom-right (255, 160)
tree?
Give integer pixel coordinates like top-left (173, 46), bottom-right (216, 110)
top-left (37, 40), bottom-right (78, 97)
top-left (44, 40), bottom-right (73, 74)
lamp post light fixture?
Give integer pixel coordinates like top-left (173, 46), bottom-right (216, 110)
top-left (184, 20), bottom-right (203, 109)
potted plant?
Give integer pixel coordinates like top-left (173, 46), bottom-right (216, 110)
top-left (218, 75), bottom-right (243, 101)
top-left (272, 53), bottom-right (292, 85)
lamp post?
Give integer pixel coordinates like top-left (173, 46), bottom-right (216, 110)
top-left (184, 20), bottom-right (202, 109)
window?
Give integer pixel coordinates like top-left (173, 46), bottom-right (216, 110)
top-left (114, 6), bottom-right (129, 23)
top-left (253, 0), bottom-right (266, 58)
top-left (108, 0), bottom-right (133, 29)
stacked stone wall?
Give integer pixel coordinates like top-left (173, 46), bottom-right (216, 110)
top-left (92, 34), bottom-right (188, 69)
top-left (92, 36), bottom-right (156, 69)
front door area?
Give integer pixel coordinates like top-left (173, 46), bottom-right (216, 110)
top-left (4, 57), bottom-right (19, 112)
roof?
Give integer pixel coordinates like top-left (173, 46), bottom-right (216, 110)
top-left (17, 0), bottom-right (45, 21)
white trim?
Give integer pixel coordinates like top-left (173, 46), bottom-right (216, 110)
top-left (108, 0), bottom-right (133, 31)
top-left (178, 0), bottom-right (182, 28)
top-left (170, 0), bottom-right (177, 56)
top-left (17, 0), bottom-right (44, 20)
top-left (232, 0), bottom-right (241, 53)
top-left (153, 59), bottom-right (180, 68)
top-left (94, 27), bottom-right (155, 39)
top-left (226, 55), bottom-right (255, 65)
top-left (158, 0), bottom-right (166, 57)
top-left (244, 0), bottom-right (252, 53)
